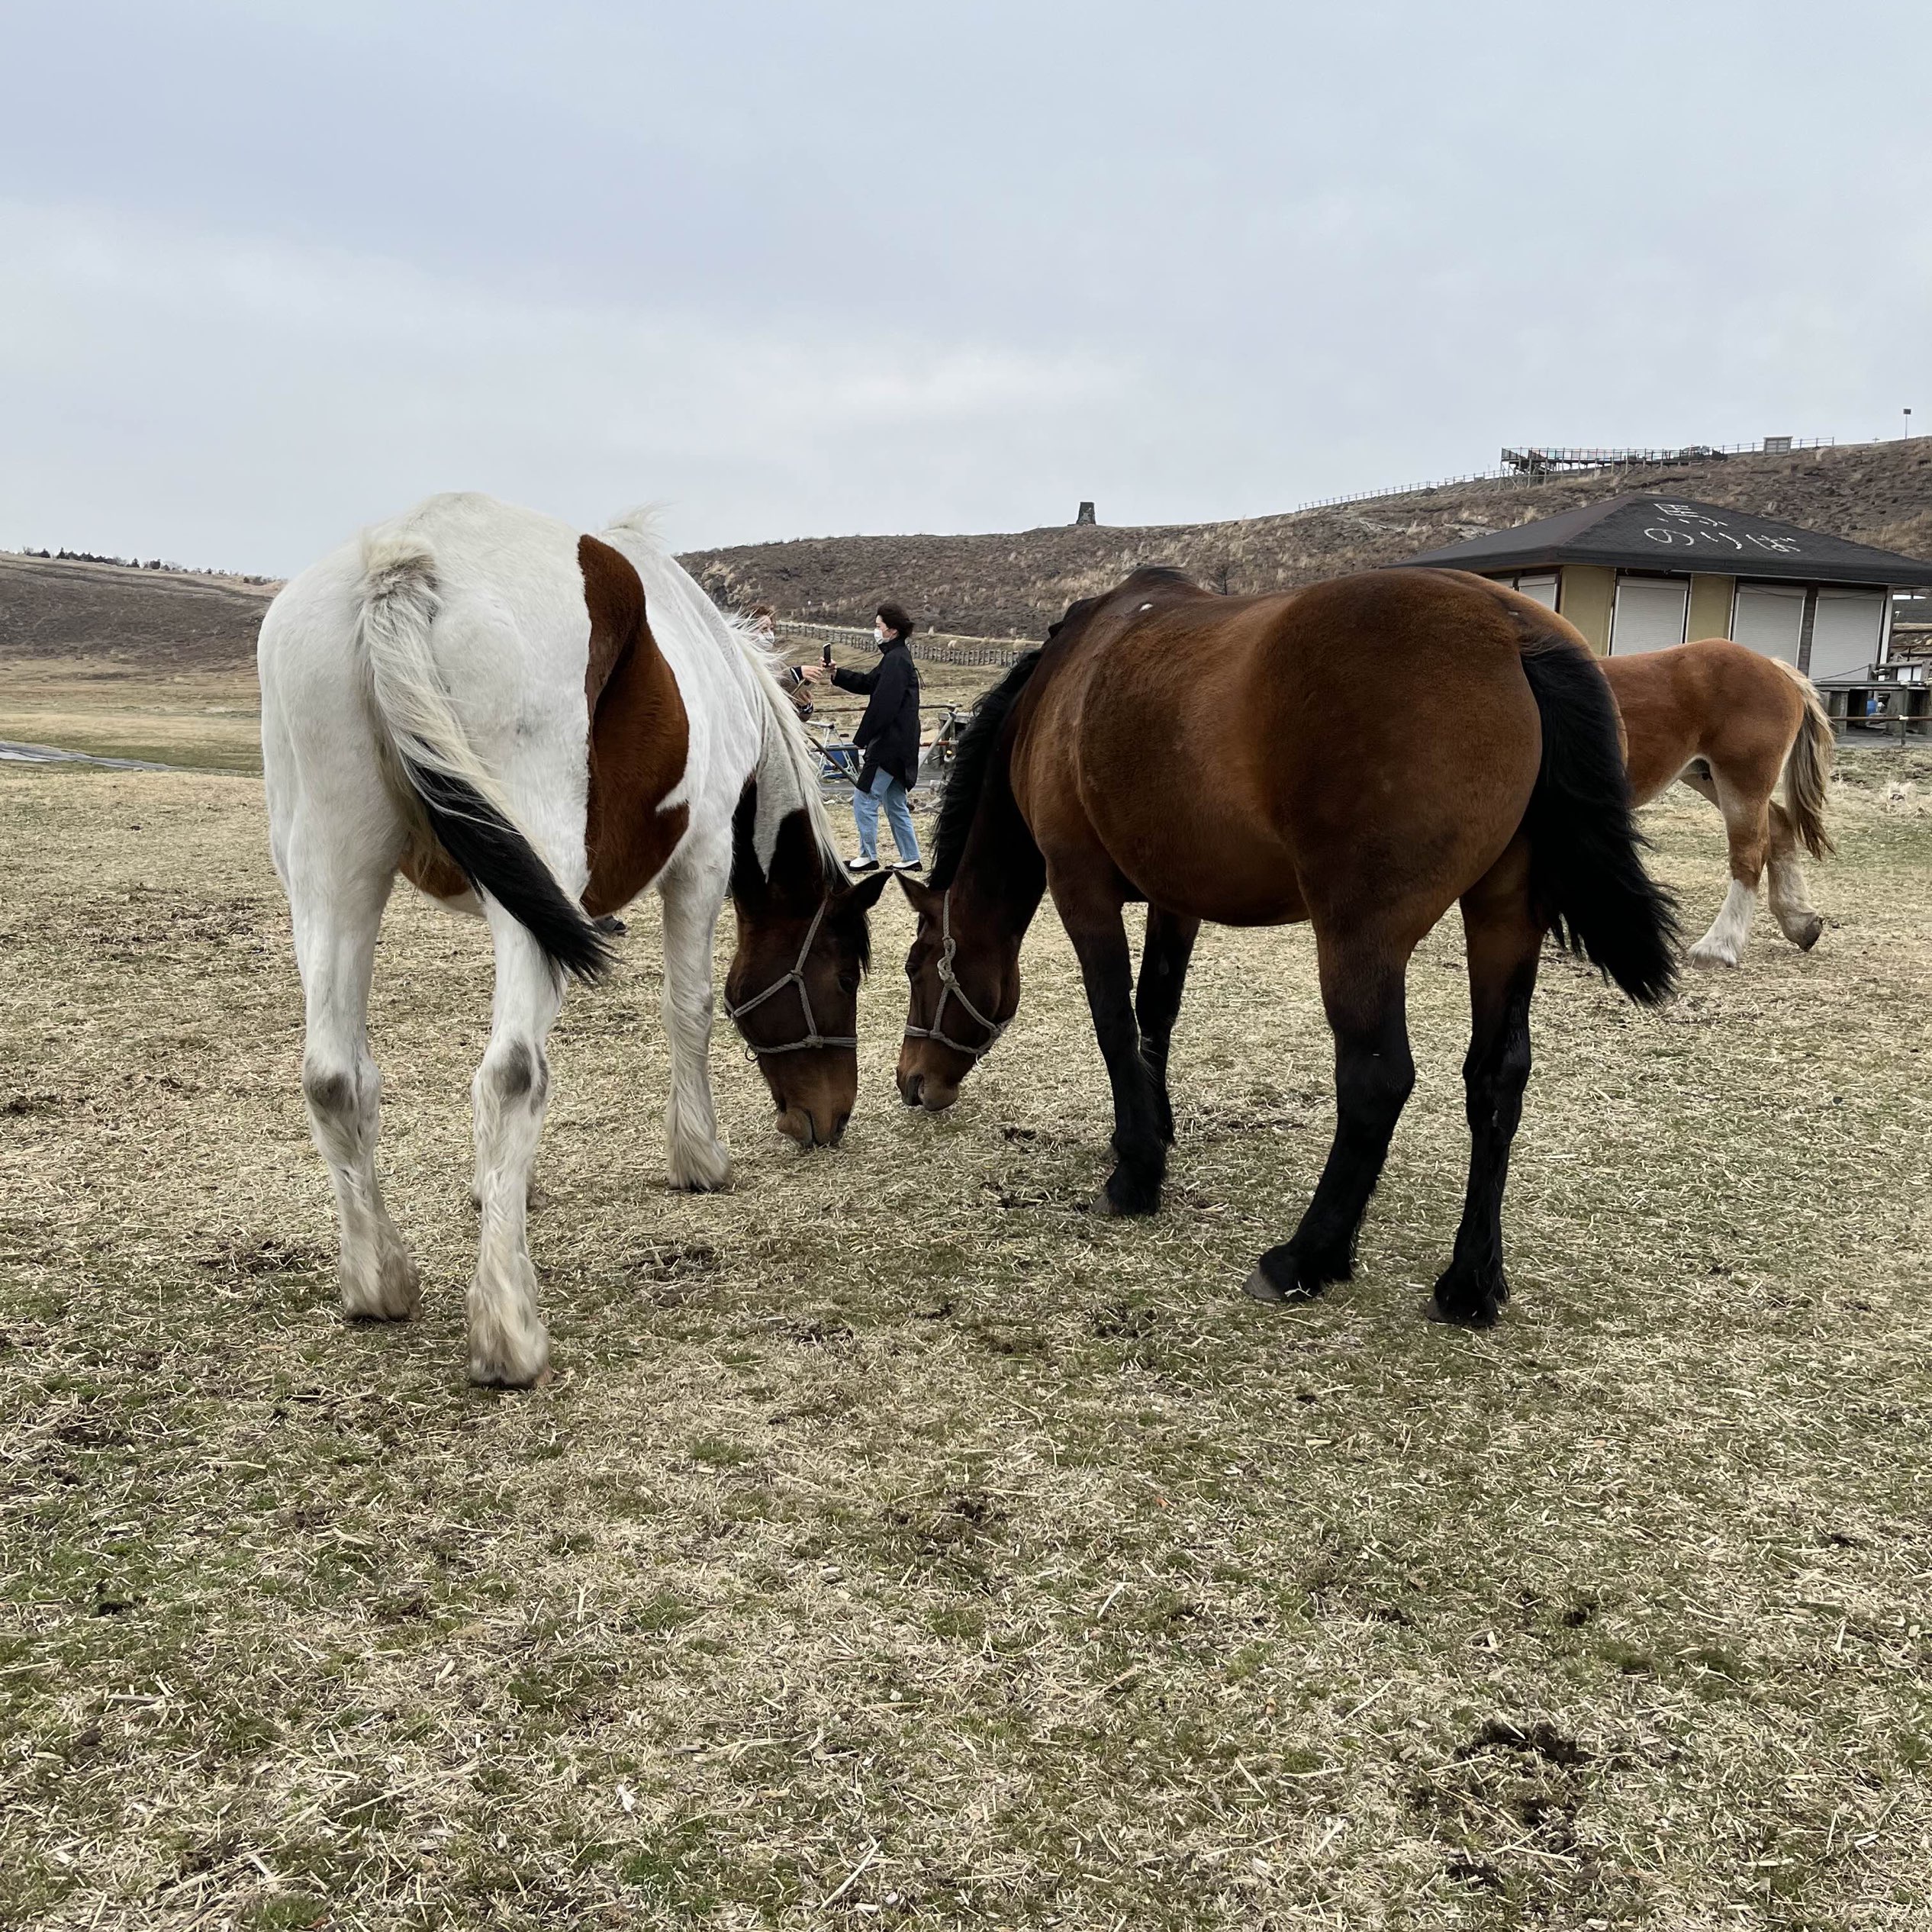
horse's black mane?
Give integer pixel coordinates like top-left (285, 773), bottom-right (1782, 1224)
top-left (928, 649), bottom-right (1043, 891)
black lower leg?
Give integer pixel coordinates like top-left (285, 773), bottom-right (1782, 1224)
top-left (1249, 986), bottom-right (1414, 1304)
top-left (1067, 906), bottom-right (1167, 1215)
top-left (1135, 908), bottom-right (1200, 1145)
top-left (1435, 970), bottom-right (1534, 1326)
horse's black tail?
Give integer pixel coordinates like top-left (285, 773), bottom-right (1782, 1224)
top-left (358, 532), bottom-right (612, 985)
top-left (1518, 635), bottom-right (1679, 1006)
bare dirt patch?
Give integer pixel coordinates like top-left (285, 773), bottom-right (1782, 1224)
top-left (2, 758), bottom-right (1929, 1928)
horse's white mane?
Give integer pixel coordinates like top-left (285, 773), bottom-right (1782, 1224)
top-left (604, 504), bottom-right (668, 544)
top-left (599, 506), bottom-right (842, 882)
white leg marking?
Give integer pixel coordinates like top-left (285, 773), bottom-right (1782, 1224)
top-left (290, 856), bottom-right (419, 1320)
top-left (1688, 879), bottom-right (1757, 969)
top-left (658, 847), bottom-right (733, 1193)
top-left (467, 911), bottom-right (566, 1386)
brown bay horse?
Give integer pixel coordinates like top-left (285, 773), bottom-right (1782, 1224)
top-left (1604, 639), bottom-right (1834, 968)
top-left (896, 567), bottom-right (1678, 1327)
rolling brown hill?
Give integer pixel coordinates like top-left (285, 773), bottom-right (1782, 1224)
top-left (5, 440), bottom-right (1931, 675)
top-left (0, 552), bottom-right (276, 671)
top-left (681, 439), bottom-right (1932, 639)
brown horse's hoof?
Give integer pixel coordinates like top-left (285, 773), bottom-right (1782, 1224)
top-left (1797, 916), bottom-right (1824, 952)
top-left (1430, 1263), bottom-right (1509, 1328)
top-left (1427, 1298), bottom-right (1504, 1328)
top-left (1098, 1167), bottom-right (1162, 1217)
top-left (1242, 1266), bottom-right (1321, 1306)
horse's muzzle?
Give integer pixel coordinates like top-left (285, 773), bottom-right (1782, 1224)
top-left (897, 1065), bottom-right (958, 1114)
top-left (778, 1104), bottom-right (850, 1149)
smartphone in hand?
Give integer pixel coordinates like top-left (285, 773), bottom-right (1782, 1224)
top-left (822, 642), bottom-right (833, 667)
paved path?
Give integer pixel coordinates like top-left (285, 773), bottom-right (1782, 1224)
top-left (0, 739), bottom-right (169, 771)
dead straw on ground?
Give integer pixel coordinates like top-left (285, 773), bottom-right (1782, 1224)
top-left (2, 751), bottom-right (1930, 1930)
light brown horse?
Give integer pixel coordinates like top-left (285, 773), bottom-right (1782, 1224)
top-left (1604, 639), bottom-right (1834, 968)
top-left (896, 566), bottom-right (1678, 1327)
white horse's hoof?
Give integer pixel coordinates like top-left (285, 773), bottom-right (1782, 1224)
top-left (667, 1137), bottom-right (732, 1193)
top-left (341, 1248), bottom-right (420, 1322)
top-left (468, 1320), bottom-right (551, 1389)
top-left (466, 1271), bottom-right (550, 1387)
top-left (1686, 942), bottom-right (1740, 970)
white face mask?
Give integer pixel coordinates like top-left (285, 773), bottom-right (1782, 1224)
top-left (874, 623), bottom-right (887, 643)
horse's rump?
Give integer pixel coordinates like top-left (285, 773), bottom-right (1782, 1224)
top-left (355, 529), bottom-right (613, 982)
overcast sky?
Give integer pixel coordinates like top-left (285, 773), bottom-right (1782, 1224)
top-left (3, 1), bottom-right (1928, 572)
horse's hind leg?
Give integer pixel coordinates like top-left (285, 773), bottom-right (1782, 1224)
top-left (288, 836), bottom-right (418, 1323)
top-left (1765, 801), bottom-right (1825, 950)
top-left (468, 908), bottom-right (568, 1386)
top-left (1245, 932), bottom-right (1415, 1305)
top-left (1135, 906), bottom-right (1200, 1145)
top-left (1433, 842), bottom-right (1541, 1328)
top-left (1683, 766), bottom-right (1769, 969)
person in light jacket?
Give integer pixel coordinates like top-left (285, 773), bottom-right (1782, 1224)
top-left (805, 601), bottom-right (923, 873)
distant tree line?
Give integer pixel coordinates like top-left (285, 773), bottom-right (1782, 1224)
top-left (11, 546), bottom-right (276, 585)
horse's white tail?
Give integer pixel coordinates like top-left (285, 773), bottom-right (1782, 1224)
top-left (1770, 657), bottom-right (1837, 859)
top-left (357, 533), bottom-right (612, 982)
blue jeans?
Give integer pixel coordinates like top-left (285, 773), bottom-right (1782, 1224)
top-left (853, 768), bottom-right (920, 865)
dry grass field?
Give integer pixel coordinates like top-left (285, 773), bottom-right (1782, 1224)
top-left (4, 736), bottom-right (1932, 1930)
top-left (0, 649), bottom-right (988, 784)
top-left (0, 659), bottom-right (264, 775)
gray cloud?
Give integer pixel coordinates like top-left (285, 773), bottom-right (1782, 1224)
top-left (2, 0), bottom-right (1927, 572)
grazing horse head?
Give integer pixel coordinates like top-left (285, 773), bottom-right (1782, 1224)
top-left (891, 649), bottom-right (1049, 1113)
top-left (894, 874), bottom-right (1022, 1112)
top-left (726, 795), bottom-right (891, 1148)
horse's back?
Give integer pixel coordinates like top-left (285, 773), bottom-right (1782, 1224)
top-left (1029, 569), bottom-right (1545, 930)
top-left (1602, 636), bottom-right (1808, 805)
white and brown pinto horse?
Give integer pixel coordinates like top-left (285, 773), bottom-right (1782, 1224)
top-left (259, 493), bottom-right (888, 1386)
top-left (1603, 638), bottom-right (1834, 968)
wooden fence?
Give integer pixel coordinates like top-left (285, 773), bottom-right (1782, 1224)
top-left (776, 618), bottom-right (1029, 669)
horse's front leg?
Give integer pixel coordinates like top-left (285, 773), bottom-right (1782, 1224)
top-left (1135, 906), bottom-right (1200, 1145)
top-left (1682, 768), bottom-right (1767, 968)
top-left (1051, 871), bottom-right (1167, 1216)
top-left (656, 845), bottom-right (733, 1193)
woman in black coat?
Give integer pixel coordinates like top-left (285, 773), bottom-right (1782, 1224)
top-left (807, 601), bottom-right (923, 873)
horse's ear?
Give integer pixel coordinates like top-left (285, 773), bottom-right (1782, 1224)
top-left (840, 867), bottom-right (893, 914)
top-left (896, 872), bottom-right (937, 917)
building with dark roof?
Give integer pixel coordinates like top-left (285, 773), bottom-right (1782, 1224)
top-left (1402, 495), bottom-right (1932, 678)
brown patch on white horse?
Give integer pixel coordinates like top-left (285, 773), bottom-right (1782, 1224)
top-left (577, 533), bottom-right (691, 916)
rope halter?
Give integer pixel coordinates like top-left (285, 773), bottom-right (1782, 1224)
top-left (723, 897), bottom-right (857, 1057)
top-left (902, 889), bottom-right (1007, 1063)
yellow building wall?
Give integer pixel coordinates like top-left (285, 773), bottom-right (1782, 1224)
top-left (1557, 565), bottom-right (1615, 655)
top-left (1686, 574), bottom-right (1735, 642)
